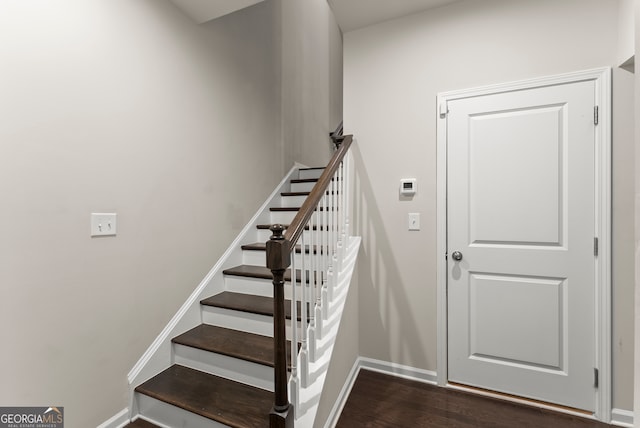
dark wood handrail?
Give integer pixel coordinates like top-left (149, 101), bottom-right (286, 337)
top-left (267, 132), bottom-right (353, 428)
top-left (285, 134), bottom-right (352, 247)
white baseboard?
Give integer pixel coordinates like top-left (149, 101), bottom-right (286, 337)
top-left (611, 408), bottom-right (634, 427)
top-left (358, 357), bottom-right (438, 385)
top-left (96, 408), bottom-right (128, 428)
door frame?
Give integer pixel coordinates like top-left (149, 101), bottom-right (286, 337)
top-left (435, 68), bottom-right (612, 421)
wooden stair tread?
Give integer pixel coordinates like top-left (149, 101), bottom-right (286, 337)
top-left (291, 177), bottom-right (340, 183)
top-left (270, 206), bottom-right (300, 212)
top-left (135, 365), bottom-right (272, 428)
top-left (223, 264), bottom-right (313, 283)
top-left (172, 324), bottom-right (291, 367)
top-left (201, 291), bottom-right (303, 321)
top-left (270, 206), bottom-right (335, 212)
top-left (242, 242), bottom-right (322, 254)
top-left (298, 167), bottom-right (324, 171)
top-left (202, 291), bottom-right (273, 316)
top-left (281, 191), bottom-right (336, 197)
top-left (223, 264), bottom-right (276, 280)
top-left (124, 419), bottom-right (161, 428)
top-left (281, 191), bottom-right (310, 197)
top-left (257, 224), bottom-right (328, 231)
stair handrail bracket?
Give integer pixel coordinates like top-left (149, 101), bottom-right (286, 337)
top-left (266, 133), bottom-right (353, 428)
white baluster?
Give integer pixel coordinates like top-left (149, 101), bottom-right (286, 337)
top-left (320, 193), bottom-right (329, 335)
top-left (300, 233), bottom-right (309, 388)
top-left (289, 247), bottom-right (299, 415)
top-left (314, 197), bottom-right (324, 340)
top-left (328, 172), bottom-right (337, 302)
top-left (344, 153), bottom-right (351, 251)
top-left (335, 163), bottom-right (344, 278)
top-left (308, 211), bottom-right (317, 362)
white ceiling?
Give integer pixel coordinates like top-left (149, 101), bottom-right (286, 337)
top-left (168, 0), bottom-right (265, 24)
top-left (168, 0), bottom-right (460, 32)
top-left (327, 0), bottom-right (461, 32)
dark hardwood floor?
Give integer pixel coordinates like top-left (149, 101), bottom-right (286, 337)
top-left (336, 369), bottom-right (613, 428)
top-left (124, 418), bottom-right (159, 428)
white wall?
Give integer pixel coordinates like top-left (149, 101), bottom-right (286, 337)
top-left (634, 0), bottom-right (640, 420)
top-left (619, 0), bottom-right (636, 67)
top-left (0, 1), bottom-right (282, 426)
top-left (344, 0), bottom-right (634, 411)
top-left (613, 65), bottom-right (636, 410)
top-left (280, 0), bottom-right (343, 169)
top-left (313, 259), bottom-right (359, 428)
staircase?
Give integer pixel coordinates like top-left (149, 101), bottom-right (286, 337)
top-left (124, 164), bottom-right (357, 428)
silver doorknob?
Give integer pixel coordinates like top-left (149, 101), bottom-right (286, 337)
top-left (451, 251), bottom-right (463, 261)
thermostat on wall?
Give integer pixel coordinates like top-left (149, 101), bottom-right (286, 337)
top-left (400, 178), bottom-right (417, 196)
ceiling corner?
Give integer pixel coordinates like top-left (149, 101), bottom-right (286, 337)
top-left (169, 0), bottom-right (266, 24)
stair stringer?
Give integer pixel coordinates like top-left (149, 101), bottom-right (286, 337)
top-left (293, 236), bottom-right (361, 426)
top-left (126, 163), bottom-right (307, 420)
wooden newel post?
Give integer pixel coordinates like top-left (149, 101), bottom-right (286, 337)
top-left (266, 224), bottom-right (294, 428)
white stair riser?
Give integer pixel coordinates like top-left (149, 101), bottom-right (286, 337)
top-left (270, 210), bottom-right (331, 225)
top-left (273, 210), bottom-right (321, 224)
top-left (242, 249), bottom-right (327, 268)
top-left (136, 393), bottom-right (227, 428)
top-left (257, 228), bottom-right (328, 242)
top-left (290, 181), bottom-right (316, 192)
top-left (270, 211), bottom-right (297, 224)
top-left (173, 344), bottom-right (274, 392)
top-left (280, 195), bottom-right (308, 207)
top-left (298, 169), bottom-right (324, 180)
top-left (224, 275), bottom-right (272, 297)
top-left (242, 250), bottom-right (266, 267)
top-left (224, 275), bottom-right (320, 301)
top-left (257, 229), bottom-right (272, 241)
top-left (201, 306), bottom-right (299, 339)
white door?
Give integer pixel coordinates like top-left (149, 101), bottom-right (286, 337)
top-left (446, 79), bottom-right (597, 411)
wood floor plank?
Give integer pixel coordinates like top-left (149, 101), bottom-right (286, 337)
top-left (123, 418), bottom-right (160, 428)
top-left (336, 369), bottom-right (612, 428)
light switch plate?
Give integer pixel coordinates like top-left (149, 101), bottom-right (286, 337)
top-left (91, 213), bottom-right (117, 237)
top-left (408, 213), bottom-right (420, 231)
